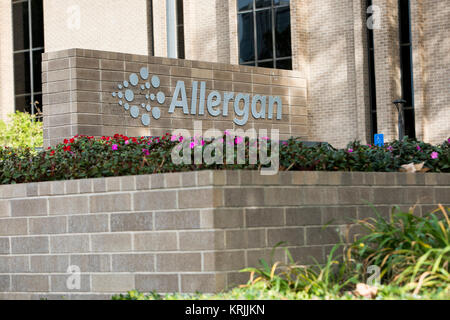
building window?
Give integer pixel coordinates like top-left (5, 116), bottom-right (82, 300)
top-left (366, 0), bottom-right (378, 141)
top-left (176, 0), bottom-right (185, 59)
top-left (398, 0), bottom-right (415, 139)
top-left (12, 0), bottom-right (44, 118)
top-left (237, 0), bottom-right (292, 70)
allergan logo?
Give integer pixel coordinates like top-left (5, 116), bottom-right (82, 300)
top-left (112, 67), bottom-right (283, 126)
top-left (112, 67), bottom-right (165, 126)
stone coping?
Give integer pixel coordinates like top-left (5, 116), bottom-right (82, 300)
top-left (0, 170), bottom-right (448, 200)
top-left (42, 48), bottom-right (305, 79)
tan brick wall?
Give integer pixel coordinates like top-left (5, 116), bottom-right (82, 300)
top-left (228, 0), bottom-right (239, 65)
top-left (410, 0), bottom-right (450, 144)
top-left (291, 0), bottom-right (309, 77)
top-left (43, 0), bottom-right (150, 55)
top-left (289, 0), bottom-right (450, 146)
top-left (183, 0), bottom-right (233, 63)
top-left (152, 0), bottom-right (168, 58)
top-left (152, 0), bottom-right (450, 146)
top-left (372, 0), bottom-right (402, 142)
top-left (41, 48), bottom-right (307, 147)
top-left (1, 170), bottom-right (447, 299)
top-left (151, 0), bottom-right (245, 65)
top-left (1, 0), bottom-right (448, 147)
top-left (0, 0), bottom-right (15, 121)
top-left (353, 0), bottom-right (374, 143)
top-left (297, 0), bottom-right (368, 147)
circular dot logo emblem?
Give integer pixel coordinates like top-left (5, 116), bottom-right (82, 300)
top-left (112, 67), bottom-right (165, 126)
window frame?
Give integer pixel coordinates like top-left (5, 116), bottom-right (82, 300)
top-left (398, 0), bottom-right (416, 139)
top-left (12, 0), bottom-right (44, 117)
top-left (176, 0), bottom-right (185, 59)
top-left (366, 0), bottom-right (378, 142)
top-left (237, 0), bottom-right (292, 70)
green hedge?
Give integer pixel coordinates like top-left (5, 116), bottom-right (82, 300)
top-left (0, 134), bottom-right (449, 185)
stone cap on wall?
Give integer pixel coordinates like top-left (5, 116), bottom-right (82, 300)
top-left (1, 170), bottom-right (449, 201)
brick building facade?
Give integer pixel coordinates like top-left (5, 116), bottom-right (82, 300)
top-left (0, 0), bottom-right (448, 147)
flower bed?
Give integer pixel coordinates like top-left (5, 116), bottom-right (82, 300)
top-left (0, 134), bottom-right (449, 185)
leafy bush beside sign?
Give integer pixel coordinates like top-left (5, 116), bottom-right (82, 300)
top-left (0, 112), bottom-right (43, 150)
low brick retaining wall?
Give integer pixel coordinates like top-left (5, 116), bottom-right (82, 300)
top-left (0, 170), bottom-right (449, 300)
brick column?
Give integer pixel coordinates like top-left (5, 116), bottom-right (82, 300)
top-left (372, 0), bottom-right (402, 142)
top-left (0, 0), bottom-right (15, 121)
top-left (409, 0), bottom-right (450, 144)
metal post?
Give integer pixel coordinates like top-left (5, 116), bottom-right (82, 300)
top-left (393, 99), bottom-right (406, 140)
top-left (398, 104), bottom-right (404, 140)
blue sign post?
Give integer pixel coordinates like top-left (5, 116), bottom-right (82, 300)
top-left (374, 134), bottom-right (384, 147)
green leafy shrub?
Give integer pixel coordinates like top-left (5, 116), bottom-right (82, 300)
top-left (0, 134), bottom-right (448, 185)
top-left (351, 205), bottom-right (450, 294)
top-left (239, 244), bottom-right (359, 299)
top-left (0, 111), bottom-right (43, 150)
top-left (280, 138), bottom-right (449, 172)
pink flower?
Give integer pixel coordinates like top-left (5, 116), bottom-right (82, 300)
top-left (112, 144), bottom-right (118, 151)
top-left (171, 135), bottom-right (178, 142)
top-left (235, 136), bottom-right (244, 144)
top-left (447, 138), bottom-right (450, 143)
top-left (416, 145), bottom-right (421, 151)
top-left (179, 136), bottom-right (184, 142)
top-left (348, 148), bottom-right (354, 153)
top-left (190, 142), bottom-right (195, 149)
top-left (224, 130), bottom-right (230, 136)
top-left (431, 152), bottom-right (439, 159)
top-left (125, 140), bottom-right (130, 145)
top-left (142, 149), bottom-right (150, 156)
top-left (387, 146), bottom-right (393, 152)
top-left (201, 140), bottom-right (205, 146)
top-left (282, 141), bottom-right (288, 146)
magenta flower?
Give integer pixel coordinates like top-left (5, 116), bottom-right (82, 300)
top-left (347, 148), bottom-right (354, 153)
top-left (261, 136), bottom-right (269, 141)
top-left (387, 146), bottom-right (393, 152)
top-left (448, 138), bottom-right (450, 143)
top-left (142, 149), bottom-right (150, 156)
top-left (431, 152), bottom-right (439, 159)
top-left (190, 142), bottom-right (195, 149)
top-left (171, 135), bottom-right (178, 142)
top-left (235, 136), bottom-right (244, 144)
top-left (112, 144), bottom-right (118, 151)
top-left (125, 140), bottom-right (130, 145)
top-left (179, 136), bottom-right (184, 142)
top-left (416, 145), bottom-right (421, 151)
top-left (224, 130), bottom-right (230, 136)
